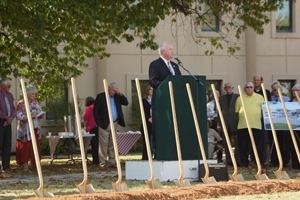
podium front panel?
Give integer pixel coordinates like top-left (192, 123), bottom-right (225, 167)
top-left (154, 75), bottom-right (207, 160)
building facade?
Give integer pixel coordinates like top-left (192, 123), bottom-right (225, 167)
top-left (9, 1), bottom-right (300, 151)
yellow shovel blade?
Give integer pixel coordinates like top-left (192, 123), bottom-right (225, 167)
top-left (274, 171), bottom-right (290, 180)
top-left (202, 176), bottom-right (217, 184)
top-left (34, 189), bottom-right (55, 198)
top-left (255, 173), bottom-right (269, 180)
top-left (229, 173), bottom-right (245, 182)
top-left (112, 182), bottom-right (128, 192)
top-left (174, 179), bottom-right (191, 187)
top-left (146, 179), bottom-right (163, 189)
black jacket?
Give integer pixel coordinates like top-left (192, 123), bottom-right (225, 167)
top-left (93, 92), bottom-right (128, 129)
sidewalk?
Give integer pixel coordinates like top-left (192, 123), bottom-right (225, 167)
top-left (0, 170), bottom-right (122, 185)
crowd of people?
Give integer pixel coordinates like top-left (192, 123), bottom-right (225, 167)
top-left (208, 76), bottom-right (300, 170)
top-left (1, 41), bottom-right (300, 179)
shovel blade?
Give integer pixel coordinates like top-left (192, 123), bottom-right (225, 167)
top-left (86, 184), bottom-right (96, 193)
top-left (112, 182), bottom-right (128, 192)
top-left (255, 173), bottom-right (269, 180)
top-left (146, 179), bottom-right (163, 189)
top-left (201, 176), bottom-right (217, 184)
top-left (174, 179), bottom-right (191, 187)
top-left (229, 173), bottom-right (245, 182)
top-left (76, 182), bottom-right (95, 194)
top-left (34, 189), bottom-right (55, 198)
top-left (274, 171), bottom-right (290, 180)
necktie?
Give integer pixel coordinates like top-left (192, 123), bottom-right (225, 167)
top-left (4, 93), bottom-right (11, 116)
top-left (167, 61), bottom-right (173, 75)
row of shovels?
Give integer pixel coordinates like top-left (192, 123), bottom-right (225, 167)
top-left (212, 83), bottom-right (300, 181)
top-left (21, 77), bottom-right (300, 197)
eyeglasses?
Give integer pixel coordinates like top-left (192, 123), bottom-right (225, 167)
top-left (224, 86), bottom-right (232, 88)
top-left (273, 89), bottom-right (278, 92)
top-left (292, 89), bottom-right (300, 91)
top-left (245, 86), bottom-right (253, 88)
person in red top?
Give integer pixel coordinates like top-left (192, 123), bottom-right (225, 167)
top-left (84, 96), bottom-right (99, 164)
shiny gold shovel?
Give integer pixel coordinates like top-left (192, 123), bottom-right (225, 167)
top-left (211, 84), bottom-right (244, 182)
top-left (103, 79), bottom-right (128, 192)
top-left (186, 83), bottom-right (217, 184)
top-left (20, 79), bottom-right (54, 197)
top-left (135, 78), bottom-right (162, 189)
top-left (278, 88), bottom-right (300, 177)
top-left (71, 78), bottom-right (96, 193)
top-left (237, 85), bottom-right (269, 180)
top-left (261, 83), bottom-right (290, 180)
top-left (169, 82), bottom-right (191, 187)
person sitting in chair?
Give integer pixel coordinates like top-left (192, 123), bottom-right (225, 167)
top-left (207, 121), bottom-right (223, 163)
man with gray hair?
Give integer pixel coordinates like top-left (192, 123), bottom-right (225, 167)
top-left (93, 82), bottom-right (128, 168)
top-left (0, 79), bottom-right (16, 177)
top-left (148, 42), bottom-right (182, 157)
top-left (235, 82), bottom-right (264, 168)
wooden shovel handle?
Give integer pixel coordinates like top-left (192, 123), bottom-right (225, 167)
top-left (186, 83), bottom-right (210, 179)
top-left (237, 86), bottom-right (262, 175)
top-left (261, 83), bottom-right (283, 171)
top-left (20, 79), bottom-right (44, 190)
top-left (71, 78), bottom-right (89, 187)
top-left (278, 88), bottom-right (300, 163)
top-left (211, 84), bottom-right (238, 175)
top-left (135, 78), bottom-right (155, 181)
top-left (169, 81), bottom-right (184, 181)
top-left (103, 79), bottom-right (123, 184)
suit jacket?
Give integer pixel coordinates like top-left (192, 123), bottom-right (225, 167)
top-left (254, 89), bottom-right (271, 101)
top-left (217, 93), bottom-right (239, 133)
top-left (93, 92), bottom-right (128, 129)
top-left (149, 57), bottom-right (181, 89)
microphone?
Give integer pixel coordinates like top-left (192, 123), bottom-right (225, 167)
top-left (173, 56), bottom-right (182, 64)
top-left (173, 56), bottom-right (204, 85)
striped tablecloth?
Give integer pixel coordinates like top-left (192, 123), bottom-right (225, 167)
top-left (117, 131), bottom-right (141, 155)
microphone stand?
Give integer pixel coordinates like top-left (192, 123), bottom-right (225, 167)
top-left (176, 61), bottom-right (204, 85)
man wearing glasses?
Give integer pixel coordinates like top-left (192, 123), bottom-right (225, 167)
top-left (0, 79), bottom-right (16, 178)
top-left (235, 82), bottom-right (264, 168)
top-left (217, 82), bottom-right (241, 166)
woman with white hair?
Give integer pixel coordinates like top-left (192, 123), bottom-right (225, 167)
top-left (16, 85), bottom-right (44, 172)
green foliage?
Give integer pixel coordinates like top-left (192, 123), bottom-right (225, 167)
top-left (0, 1), bottom-right (284, 100)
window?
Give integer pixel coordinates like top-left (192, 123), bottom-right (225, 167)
top-left (277, 79), bottom-right (295, 99)
top-left (200, 4), bottom-right (219, 32)
top-left (46, 81), bottom-right (69, 120)
top-left (206, 80), bottom-right (222, 102)
top-left (276, 0), bottom-right (292, 32)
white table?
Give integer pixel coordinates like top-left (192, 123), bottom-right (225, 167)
top-left (47, 133), bottom-right (95, 164)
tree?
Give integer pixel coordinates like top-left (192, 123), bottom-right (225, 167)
top-left (0, 0), bottom-right (285, 99)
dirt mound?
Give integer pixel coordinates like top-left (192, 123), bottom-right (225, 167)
top-left (23, 178), bottom-right (300, 200)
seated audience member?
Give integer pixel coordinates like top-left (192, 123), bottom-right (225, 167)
top-left (207, 121), bottom-right (223, 163)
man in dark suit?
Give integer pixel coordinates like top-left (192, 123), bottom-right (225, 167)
top-left (93, 82), bottom-right (128, 168)
top-left (217, 82), bottom-right (241, 166)
top-left (149, 42), bottom-right (181, 89)
top-left (148, 42), bottom-right (181, 157)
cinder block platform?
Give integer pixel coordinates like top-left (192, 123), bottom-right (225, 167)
top-left (125, 160), bottom-right (217, 182)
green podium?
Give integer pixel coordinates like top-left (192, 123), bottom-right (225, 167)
top-left (154, 75), bottom-right (207, 160)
